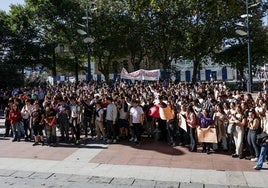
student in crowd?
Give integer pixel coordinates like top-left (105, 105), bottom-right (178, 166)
top-left (199, 108), bottom-right (214, 154)
top-left (44, 102), bottom-right (57, 146)
top-left (129, 99), bottom-right (144, 145)
top-left (9, 103), bottom-right (22, 142)
top-left (31, 101), bottom-right (45, 146)
top-left (105, 97), bottom-right (118, 144)
top-left (21, 99), bottom-right (33, 141)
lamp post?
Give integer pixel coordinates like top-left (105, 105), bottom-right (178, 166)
top-left (78, 1), bottom-right (96, 82)
top-left (236, 0), bottom-right (260, 93)
top-left (245, 0), bottom-right (252, 93)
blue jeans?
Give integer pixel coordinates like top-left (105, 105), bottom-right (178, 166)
top-left (247, 129), bottom-right (260, 157)
top-left (11, 122), bottom-right (21, 140)
top-left (256, 145), bottom-right (268, 168)
top-left (189, 127), bottom-right (197, 151)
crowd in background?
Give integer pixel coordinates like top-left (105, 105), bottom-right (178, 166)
top-left (1, 79), bottom-right (268, 170)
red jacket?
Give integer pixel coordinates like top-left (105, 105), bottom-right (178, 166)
top-left (9, 109), bottom-right (21, 124)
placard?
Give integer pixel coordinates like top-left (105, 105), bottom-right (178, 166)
top-left (197, 127), bottom-right (218, 143)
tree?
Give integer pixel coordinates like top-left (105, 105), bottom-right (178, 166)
top-left (214, 0), bottom-right (268, 79)
top-left (91, 0), bottom-right (128, 81)
top-left (26, 0), bottom-right (86, 85)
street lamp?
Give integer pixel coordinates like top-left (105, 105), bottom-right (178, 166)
top-left (235, 0), bottom-right (260, 93)
top-left (77, 0), bottom-right (96, 82)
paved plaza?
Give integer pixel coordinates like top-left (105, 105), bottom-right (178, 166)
top-left (0, 118), bottom-right (268, 188)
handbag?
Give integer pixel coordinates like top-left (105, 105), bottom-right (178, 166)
top-left (256, 132), bottom-right (268, 145)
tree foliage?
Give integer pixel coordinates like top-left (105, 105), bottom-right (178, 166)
top-left (0, 0), bottom-right (267, 86)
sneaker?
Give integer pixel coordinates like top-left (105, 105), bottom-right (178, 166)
top-left (232, 154), bottom-right (239, 158)
top-left (251, 157), bottom-right (258, 162)
top-left (113, 139), bottom-right (117, 144)
top-left (134, 138), bottom-right (137, 142)
top-left (129, 137), bottom-right (134, 142)
top-left (253, 165), bottom-right (261, 170)
top-left (106, 139), bottom-right (112, 144)
top-left (245, 155), bottom-right (253, 160)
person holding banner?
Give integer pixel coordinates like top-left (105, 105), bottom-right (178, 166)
top-left (199, 108), bottom-right (214, 154)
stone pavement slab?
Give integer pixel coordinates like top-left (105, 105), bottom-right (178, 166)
top-left (110, 177), bottom-right (135, 186)
top-left (0, 170), bottom-right (16, 177)
top-left (155, 180), bottom-right (180, 188)
top-left (1, 118), bottom-right (268, 188)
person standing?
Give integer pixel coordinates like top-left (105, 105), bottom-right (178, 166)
top-left (31, 101), bottom-right (45, 146)
top-left (105, 97), bottom-right (118, 144)
top-left (94, 101), bottom-right (105, 140)
top-left (186, 105), bottom-right (198, 152)
top-left (199, 108), bottom-right (214, 154)
top-left (21, 99), bottom-right (33, 141)
top-left (44, 103), bottom-right (57, 146)
top-left (117, 96), bottom-right (131, 139)
top-left (246, 109), bottom-right (260, 162)
top-left (9, 103), bottom-right (22, 142)
top-left (213, 104), bottom-right (228, 151)
top-left (254, 111), bottom-right (268, 170)
top-left (4, 99), bottom-right (13, 137)
top-left (229, 105), bottom-right (246, 159)
top-left (129, 99), bottom-right (144, 145)
top-left (57, 98), bottom-right (70, 142)
top-left (69, 97), bottom-right (81, 145)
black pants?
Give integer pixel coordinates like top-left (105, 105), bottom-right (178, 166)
top-left (133, 123), bottom-right (143, 142)
top-left (106, 120), bottom-right (116, 140)
top-left (167, 120), bottom-right (177, 144)
top-left (70, 117), bottom-right (80, 141)
top-left (5, 120), bottom-right (11, 137)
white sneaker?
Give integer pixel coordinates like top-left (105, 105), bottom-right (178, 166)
top-left (129, 137), bottom-right (134, 142)
top-left (106, 139), bottom-right (112, 144)
top-left (251, 157), bottom-right (258, 162)
top-left (113, 139), bottom-right (117, 144)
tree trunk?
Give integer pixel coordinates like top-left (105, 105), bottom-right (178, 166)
top-left (52, 47), bottom-right (57, 85)
top-left (75, 56), bottom-right (79, 87)
top-left (192, 58), bottom-right (199, 83)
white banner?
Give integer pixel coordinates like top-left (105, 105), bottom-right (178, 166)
top-left (120, 68), bottom-right (160, 81)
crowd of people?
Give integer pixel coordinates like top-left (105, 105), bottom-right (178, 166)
top-left (1, 79), bottom-right (268, 170)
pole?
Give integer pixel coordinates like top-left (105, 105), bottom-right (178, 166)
top-left (246, 0), bottom-right (252, 93)
top-left (86, 3), bottom-right (91, 82)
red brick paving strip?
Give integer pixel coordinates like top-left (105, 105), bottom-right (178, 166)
top-left (90, 140), bottom-right (255, 172)
top-left (0, 138), bottom-right (78, 161)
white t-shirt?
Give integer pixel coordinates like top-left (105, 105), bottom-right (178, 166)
top-left (95, 108), bottom-right (104, 122)
top-left (130, 106), bottom-right (144, 124)
top-left (70, 105), bottom-right (80, 118)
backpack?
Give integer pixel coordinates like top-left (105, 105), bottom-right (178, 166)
top-left (95, 108), bottom-right (103, 117)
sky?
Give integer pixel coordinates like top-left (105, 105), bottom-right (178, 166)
top-left (0, 0), bottom-right (25, 12)
top-left (0, 0), bottom-right (267, 24)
